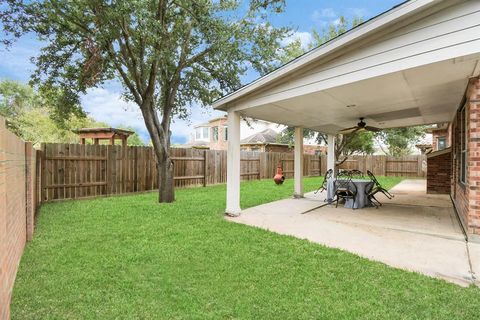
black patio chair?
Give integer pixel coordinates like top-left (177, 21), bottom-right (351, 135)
top-left (314, 169), bottom-right (333, 194)
top-left (366, 170), bottom-right (394, 206)
top-left (348, 169), bottom-right (364, 178)
top-left (334, 174), bottom-right (357, 210)
top-left (337, 170), bottom-right (352, 179)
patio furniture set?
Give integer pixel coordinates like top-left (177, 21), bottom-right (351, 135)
top-left (315, 169), bottom-right (393, 209)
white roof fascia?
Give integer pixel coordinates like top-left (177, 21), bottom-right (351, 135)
top-left (212, 0), bottom-right (437, 110)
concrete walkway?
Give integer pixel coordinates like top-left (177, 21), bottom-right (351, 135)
top-left (228, 180), bottom-right (479, 286)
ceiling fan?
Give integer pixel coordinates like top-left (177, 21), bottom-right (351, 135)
top-left (338, 117), bottom-right (382, 134)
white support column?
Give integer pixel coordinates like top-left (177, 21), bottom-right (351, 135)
top-left (294, 127), bottom-right (304, 198)
top-left (326, 134), bottom-right (336, 202)
top-left (327, 134), bottom-right (336, 175)
top-left (226, 110), bottom-right (241, 216)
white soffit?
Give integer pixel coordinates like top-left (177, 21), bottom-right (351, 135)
top-left (238, 56), bottom-right (477, 133)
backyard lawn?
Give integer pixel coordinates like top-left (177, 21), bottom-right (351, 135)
top-left (12, 176), bottom-right (480, 319)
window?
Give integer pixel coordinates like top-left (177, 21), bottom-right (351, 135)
top-left (212, 127), bottom-right (218, 142)
top-left (223, 126), bottom-right (228, 141)
top-left (437, 137), bottom-right (447, 150)
top-left (203, 127), bottom-right (209, 139)
top-left (460, 105), bottom-right (467, 184)
top-left (195, 128), bottom-right (201, 140)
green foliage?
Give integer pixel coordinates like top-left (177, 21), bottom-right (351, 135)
top-left (276, 126), bottom-right (317, 146)
top-left (14, 106), bottom-right (108, 146)
top-left (1, 0), bottom-right (289, 132)
top-left (0, 79), bottom-right (41, 135)
top-left (117, 125), bottom-right (145, 146)
top-left (339, 131), bottom-right (375, 157)
top-left (280, 15), bottom-right (363, 65)
top-left (0, 80), bottom-right (145, 146)
top-left (12, 178), bottom-right (480, 319)
top-left (377, 126), bottom-right (426, 157)
top-left (1, 0), bottom-right (290, 201)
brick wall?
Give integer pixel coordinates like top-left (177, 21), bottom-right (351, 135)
top-left (426, 148), bottom-right (451, 194)
top-left (451, 77), bottom-right (480, 239)
top-left (467, 77), bottom-right (480, 237)
top-left (0, 117), bottom-right (37, 319)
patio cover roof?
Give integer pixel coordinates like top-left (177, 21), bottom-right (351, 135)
top-left (213, 0), bottom-right (480, 134)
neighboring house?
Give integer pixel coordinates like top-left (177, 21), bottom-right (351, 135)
top-left (240, 128), bottom-right (292, 153)
top-left (186, 116), bottom-right (284, 150)
top-left (427, 122), bottom-right (452, 151)
top-left (186, 117), bottom-right (324, 153)
top-left (185, 116), bottom-right (229, 149)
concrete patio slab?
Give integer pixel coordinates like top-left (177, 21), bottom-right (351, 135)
top-left (228, 180), bottom-right (476, 286)
top-left (467, 242), bottom-right (480, 285)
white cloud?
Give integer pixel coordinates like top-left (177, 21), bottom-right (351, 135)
top-left (332, 18), bottom-right (342, 26)
top-left (311, 8), bottom-right (336, 22)
top-left (81, 87), bottom-right (146, 135)
top-left (310, 7), bottom-right (338, 28)
top-left (347, 7), bottom-right (369, 18)
top-left (281, 31), bottom-right (313, 51)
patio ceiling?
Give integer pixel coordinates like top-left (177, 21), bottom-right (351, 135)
top-left (213, 0), bottom-right (480, 134)
top-left (230, 57), bottom-right (479, 133)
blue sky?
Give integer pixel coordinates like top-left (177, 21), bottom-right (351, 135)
top-left (0, 0), bottom-right (403, 144)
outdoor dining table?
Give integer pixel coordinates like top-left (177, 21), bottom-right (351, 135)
top-left (326, 179), bottom-right (375, 209)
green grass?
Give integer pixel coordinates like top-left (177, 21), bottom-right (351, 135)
top-left (12, 176), bottom-right (480, 319)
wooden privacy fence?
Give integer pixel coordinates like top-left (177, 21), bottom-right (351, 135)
top-left (337, 155), bottom-right (426, 177)
top-left (38, 143), bottom-right (426, 201)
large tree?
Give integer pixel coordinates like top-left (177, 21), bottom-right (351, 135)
top-left (376, 126), bottom-right (426, 157)
top-left (1, 0), bottom-right (289, 202)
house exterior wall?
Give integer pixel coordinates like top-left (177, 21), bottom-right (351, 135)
top-left (451, 77), bottom-right (480, 240)
top-left (207, 117), bottom-right (228, 150)
top-left (432, 128), bottom-right (449, 151)
top-left (426, 149), bottom-right (451, 194)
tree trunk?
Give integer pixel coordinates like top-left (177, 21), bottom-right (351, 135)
top-left (138, 100), bottom-right (175, 203)
top-left (158, 158), bottom-right (174, 202)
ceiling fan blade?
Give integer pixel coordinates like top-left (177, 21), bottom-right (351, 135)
top-left (338, 126), bottom-right (359, 134)
top-left (365, 126), bottom-right (382, 132)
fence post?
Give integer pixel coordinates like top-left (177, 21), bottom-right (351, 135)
top-left (35, 150), bottom-right (41, 210)
top-left (383, 156), bottom-right (387, 176)
top-left (133, 147), bottom-right (138, 192)
top-left (25, 142), bottom-right (34, 241)
top-left (418, 155), bottom-right (424, 177)
top-left (106, 145), bottom-right (116, 195)
top-left (203, 149), bottom-right (207, 187)
top-left (41, 143), bottom-right (46, 201)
